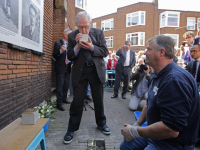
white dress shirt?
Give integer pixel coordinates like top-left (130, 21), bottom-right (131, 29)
top-left (124, 50), bottom-right (130, 67)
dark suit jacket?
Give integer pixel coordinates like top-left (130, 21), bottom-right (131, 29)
top-left (53, 39), bottom-right (70, 74)
top-left (186, 60), bottom-right (200, 82)
top-left (67, 28), bottom-right (109, 87)
top-left (22, 25), bottom-right (40, 43)
top-left (194, 37), bottom-right (200, 45)
top-left (107, 59), bottom-right (117, 70)
top-left (115, 49), bottom-right (136, 73)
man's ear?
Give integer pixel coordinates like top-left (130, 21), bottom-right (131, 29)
top-left (160, 48), bottom-right (166, 57)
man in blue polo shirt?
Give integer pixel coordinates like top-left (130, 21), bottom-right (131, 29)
top-left (120, 35), bottom-right (200, 150)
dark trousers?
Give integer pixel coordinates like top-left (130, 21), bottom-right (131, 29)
top-left (114, 67), bottom-right (131, 95)
top-left (68, 64), bottom-right (106, 131)
top-left (56, 64), bottom-right (71, 105)
top-left (108, 74), bottom-right (115, 86)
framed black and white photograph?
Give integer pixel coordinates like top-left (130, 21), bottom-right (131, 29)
top-left (21, 0), bottom-right (40, 43)
top-left (0, 0), bottom-right (44, 52)
top-left (0, 0), bottom-right (19, 33)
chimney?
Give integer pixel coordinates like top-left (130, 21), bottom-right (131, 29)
top-left (152, 0), bottom-right (158, 5)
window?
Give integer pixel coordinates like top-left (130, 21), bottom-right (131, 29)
top-left (126, 32), bottom-right (145, 46)
top-left (198, 18), bottom-right (200, 29)
top-left (101, 18), bottom-right (113, 31)
top-left (163, 34), bottom-right (179, 48)
top-left (160, 11), bottom-right (180, 28)
top-left (105, 36), bottom-right (113, 48)
top-left (93, 22), bottom-right (96, 28)
top-left (75, 0), bottom-right (86, 9)
top-left (187, 18), bottom-right (195, 30)
top-left (126, 11), bottom-right (145, 27)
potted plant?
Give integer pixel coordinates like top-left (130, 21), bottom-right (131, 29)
top-left (35, 99), bottom-right (56, 131)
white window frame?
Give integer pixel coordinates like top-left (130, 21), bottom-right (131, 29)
top-left (105, 36), bottom-right (113, 48)
top-left (126, 11), bottom-right (146, 27)
top-left (93, 22), bottom-right (96, 28)
top-left (197, 18), bottom-right (200, 29)
top-left (160, 11), bottom-right (180, 28)
top-left (187, 17), bottom-right (196, 30)
top-left (163, 34), bottom-right (179, 48)
top-left (126, 32), bottom-right (145, 46)
top-left (75, 0), bottom-right (86, 10)
top-left (101, 18), bottom-right (114, 31)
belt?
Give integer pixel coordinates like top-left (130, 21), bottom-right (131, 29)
top-left (123, 66), bottom-right (129, 68)
top-left (85, 62), bottom-right (94, 66)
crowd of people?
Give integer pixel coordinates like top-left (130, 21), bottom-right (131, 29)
top-left (52, 10), bottom-right (200, 149)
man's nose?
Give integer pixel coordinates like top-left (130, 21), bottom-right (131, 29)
top-left (82, 28), bottom-right (86, 34)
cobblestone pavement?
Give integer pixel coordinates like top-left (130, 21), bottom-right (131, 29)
top-left (42, 89), bottom-right (200, 150)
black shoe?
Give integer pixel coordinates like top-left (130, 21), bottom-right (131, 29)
top-left (63, 131), bottom-right (74, 144)
top-left (98, 124), bottom-right (111, 135)
top-left (57, 104), bottom-right (65, 111)
top-left (111, 94), bottom-right (118, 98)
top-left (85, 96), bottom-right (92, 101)
top-left (122, 94), bottom-right (126, 99)
top-left (63, 99), bottom-right (72, 104)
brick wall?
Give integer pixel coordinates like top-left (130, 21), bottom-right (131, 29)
top-left (0, 0), bottom-right (53, 129)
top-left (92, 2), bottom-right (200, 53)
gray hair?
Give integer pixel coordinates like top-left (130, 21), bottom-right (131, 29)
top-left (63, 29), bottom-right (72, 35)
top-left (125, 41), bottom-right (131, 45)
top-left (147, 35), bottom-right (175, 59)
top-left (75, 11), bottom-right (92, 23)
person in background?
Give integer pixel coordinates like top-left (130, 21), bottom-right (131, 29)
top-left (111, 41), bottom-right (136, 99)
top-left (85, 83), bottom-right (92, 101)
top-left (103, 51), bottom-right (112, 69)
top-left (120, 35), bottom-right (200, 150)
top-left (180, 31), bottom-right (200, 63)
top-left (129, 63), bottom-right (153, 111)
top-left (186, 44), bottom-right (200, 83)
top-left (64, 11), bottom-right (110, 144)
top-left (186, 44), bottom-right (200, 146)
top-left (107, 53), bottom-right (118, 87)
top-left (53, 29), bottom-right (72, 111)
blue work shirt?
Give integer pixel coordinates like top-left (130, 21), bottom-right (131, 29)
top-left (147, 61), bottom-right (200, 146)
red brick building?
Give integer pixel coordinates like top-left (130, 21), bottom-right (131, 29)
top-left (0, 0), bottom-right (86, 129)
top-left (91, 0), bottom-right (200, 52)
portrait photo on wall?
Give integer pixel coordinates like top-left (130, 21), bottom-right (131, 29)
top-left (21, 0), bottom-right (40, 43)
top-left (35, 0), bottom-right (40, 5)
top-left (0, 0), bottom-right (19, 33)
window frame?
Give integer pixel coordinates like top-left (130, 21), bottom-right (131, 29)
top-left (101, 18), bottom-right (114, 31)
top-left (126, 11), bottom-right (146, 27)
top-left (105, 36), bottom-right (113, 48)
top-left (197, 18), bottom-right (200, 29)
top-left (75, 0), bottom-right (86, 9)
top-left (126, 32), bottom-right (145, 46)
top-left (163, 34), bottom-right (179, 48)
top-left (93, 22), bottom-right (96, 28)
top-left (187, 17), bottom-right (196, 30)
top-left (160, 11), bottom-right (180, 28)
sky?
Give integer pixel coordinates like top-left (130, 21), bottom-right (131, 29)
top-left (86, 0), bottom-right (200, 19)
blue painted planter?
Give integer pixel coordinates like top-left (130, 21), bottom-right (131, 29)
top-left (43, 116), bottom-right (50, 132)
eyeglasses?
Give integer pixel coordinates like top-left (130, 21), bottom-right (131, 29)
top-left (190, 50), bottom-right (200, 53)
top-left (78, 25), bottom-right (90, 29)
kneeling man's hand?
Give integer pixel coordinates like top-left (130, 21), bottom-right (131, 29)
top-left (121, 124), bottom-right (141, 142)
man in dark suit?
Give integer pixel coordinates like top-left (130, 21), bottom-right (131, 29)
top-left (22, 4), bottom-right (40, 43)
top-left (111, 41), bottom-right (136, 99)
top-left (63, 11), bottom-right (110, 144)
top-left (53, 29), bottom-right (72, 111)
top-left (186, 44), bottom-right (200, 83)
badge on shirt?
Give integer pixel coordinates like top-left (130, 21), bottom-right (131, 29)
top-left (153, 86), bottom-right (158, 96)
